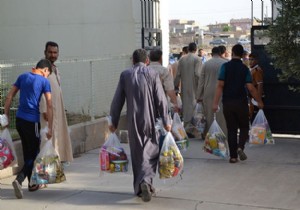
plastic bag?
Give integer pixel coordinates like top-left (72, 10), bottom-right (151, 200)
top-left (99, 132), bottom-right (128, 173)
top-left (171, 113), bottom-right (189, 151)
top-left (158, 132), bottom-right (184, 179)
top-left (191, 103), bottom-right (206, 135)
top-left (30, 140), bottom-right (66, 185)
top-left (0, 128), bottom-right (18, 170)
top-left (249, 109), bottom-right (275, 145)
top-left (203, 113), bottom-right (228, 158)
top-left (0, 114), bottom-right (9, 127)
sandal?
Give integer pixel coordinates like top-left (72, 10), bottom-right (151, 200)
top-left (28, 184), bottom-right (47, 192)
top-left (237, 148), bottom-right (247, 161)
top-left (229, 158), bottom-right (238, 163)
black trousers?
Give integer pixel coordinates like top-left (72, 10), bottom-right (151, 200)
top-left (16, 117), bottom-right (41, 185)
top-left (223, 100), bottom-right (249, 159)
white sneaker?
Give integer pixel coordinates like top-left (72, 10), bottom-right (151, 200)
top-left (12, 180), bottom-right (23, 199)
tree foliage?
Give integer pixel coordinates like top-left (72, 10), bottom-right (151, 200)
top-left (266, 0), bottom-right (300, 91)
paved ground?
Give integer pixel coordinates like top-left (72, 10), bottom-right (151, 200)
top-left (0, 136), bottom-right (299, 210)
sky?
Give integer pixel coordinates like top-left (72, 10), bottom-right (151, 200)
top-left (168, 0), bottom-right (272, 26)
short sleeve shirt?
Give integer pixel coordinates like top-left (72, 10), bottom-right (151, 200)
top-left (218, 58), bottom-right (252, 102)
top-left (14, 72), bottom-right (51, 122)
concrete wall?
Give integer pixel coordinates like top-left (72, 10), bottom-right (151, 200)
top-left (0, 0), bottom-right (136, 60)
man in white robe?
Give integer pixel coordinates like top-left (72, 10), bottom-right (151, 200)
top-left (174, 42), bottom-right (202, 136)
top-left (197, 47), bottom-right (227, 137)
top-left (40, 41), bottom-right (73, 163)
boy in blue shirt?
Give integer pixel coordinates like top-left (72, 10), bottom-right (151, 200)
top-left (4, 59), bottom-right (53, 199)
top-left (213, 44), bottom-right (264, 163)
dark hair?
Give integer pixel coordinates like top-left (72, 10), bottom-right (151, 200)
top-left (149, 49), bottom-right (162, 62)
top-left (36, 59), bottom-right (52, 74)
top-left (249, 52), bottom-right (259, 60)
top-left (188, 42), bottom-right (197, 52)
top-left (132, 49), bottom-right (148, 64)
top-left (182, 46), bottom-right (188, 54)
top-left (218, 45), bottom-right (226, 55)
top-left (211, 47), bottom-right (220, 55)
top-left (232, 44), bottom-right (244, 57)
top-left (45, 41), bottom-right (59, 51)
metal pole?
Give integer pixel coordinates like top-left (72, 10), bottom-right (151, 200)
top-left (261, 0), bottom-right (264, 26)
top-left (251, 0), bottom-right (253, 26)
top-left (141, 0), bottom-right (145, 48)
top-left (270, 0), bottom-right (274, 24)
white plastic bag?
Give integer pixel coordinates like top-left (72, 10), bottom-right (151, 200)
top-left (249, 109), bottom-right (274, 145)
top-left (203, 114), bottom-right (228, 158)
top-left (159, 132), bottom-right (184, 179)
top-left (30, 140), bottom-right (66, 185)
top-left (171, 113), bottom-right (189, 151)
top-left (0, 128), bottom-right (18, 170)
top-left (99, 133), bottom-right (128, 173)
top-left (191, 103), bottom-right (206, 134)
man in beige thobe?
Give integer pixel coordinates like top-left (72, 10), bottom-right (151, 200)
top-left (197, 47), bottom-right (227, 137)
top-left (148, 49), bottom-right (179, 112)
top-left (174, 42), bottom-right (202, 136)
top-left (40, 41), bottom-right (73, 163)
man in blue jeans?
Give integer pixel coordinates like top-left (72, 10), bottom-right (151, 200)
top-left (213, 44), bottom-right (264, 163)
top-left (4, 59), bottom-right (53, 199)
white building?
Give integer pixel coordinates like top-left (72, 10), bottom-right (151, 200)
top-left (0, 0), bottom-right (169, 117)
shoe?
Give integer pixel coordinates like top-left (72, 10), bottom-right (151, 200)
top-left (140, 182), bottom-right (151, 202)
top-left (237, 148), bottom-right (247, 161)
top-left (229, 158), bottom-right (238, 163)
top-left (186, 132), bottom-right (195, 138)
top-left (28, 184), bottom-right (47, 192)
top-left (12, 180), bottom-right (23, 199)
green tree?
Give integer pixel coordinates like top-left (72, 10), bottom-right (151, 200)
top-left (222, 25), bottom-right (230, 32)
top-left (266, 0), bottom-right (300, 91)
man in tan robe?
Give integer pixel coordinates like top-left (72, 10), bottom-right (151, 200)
top-left (40, 41), bottom-right (73, 163)
top-left (197, 47), bottom-right (227, 137)
top-left (174, 43), bottom-right (202, 136)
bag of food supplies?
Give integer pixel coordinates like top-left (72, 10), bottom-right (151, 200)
top-left (249, 109), bottom-right (274, 145)
top-left (191, 102), bottom-right (206, 136)
top-left (30, 140), bottom-right (66, 185)
top-left (0, 128), bottom-right (18, 170)
top-left (171, 113), bottom-right (189, 151)
top-left (99, 132), bottom-right (128, 173)
top-left (203, 113), bottom-right (228, 158)
top-left (158, 132), bottom-right (184, 179)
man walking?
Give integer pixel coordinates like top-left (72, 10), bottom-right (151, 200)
top-left (4, 59), bottom-right (53, 199)
top-left (174, 42), bottom-right (202, 136)
top-left (40, 41), bottom-right (73, 164)
top-left (249, 52), bottom-right (264, 122)
top-left (148, 49), bottom-right (179, 112)
top-left (213, 44), bottom-right (263, 163)
top-left (197, 47), bottom-right (227, 136)
top-left (109, 49), bottom-right (171, 202)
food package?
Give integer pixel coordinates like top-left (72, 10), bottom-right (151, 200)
top-left (0, 128), bottom-right (18, 170)
top-left (191, 103), bottom-right (206, 135)
top-left (99, 133), bottom-right (128, 173)
top-left (203, 115), bottom-right (228, 158)
top-left (171, 113), bottom-right (189, 150)
top-left (30, 140), bottom-right (66, 185)
top-left (249, 109), bottom-right (275, 145)
top-left (159, 132), bottom-right (184, 179)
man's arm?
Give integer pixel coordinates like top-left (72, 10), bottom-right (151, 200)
top-left (196, 64), bottom-right (205, 101)
top-left (212, 80), bottom-right (224, 112)
top-left (246, 83), bottom-right (264, 109)
top-left (4, 86), bottom-right (19, 125)
top-left (109, 74), bottom-right (126, 132)
top-left (39, 94), bottom-right (48, 121)
top-left (44, 92), bottom-right (53, 139)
